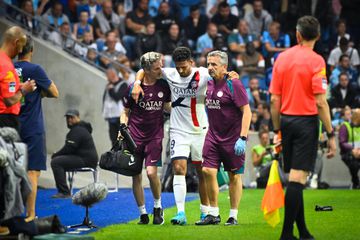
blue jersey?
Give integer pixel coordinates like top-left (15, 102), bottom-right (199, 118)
top-left (14, 61), bottom-right (52, 137)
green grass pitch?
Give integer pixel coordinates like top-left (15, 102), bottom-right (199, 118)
top-left (92, 189), bottom-right (360, 240)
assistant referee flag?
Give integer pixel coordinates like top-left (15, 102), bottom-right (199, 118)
top-left (261, 160), bottom-right (285, 227)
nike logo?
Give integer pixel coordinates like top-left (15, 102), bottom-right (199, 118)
top-left (151, 160), bottom-right (157, 163)
top-left (231, 168), bottom-right (238, 171)
top-left (128, 156), bottom-right (135, 166)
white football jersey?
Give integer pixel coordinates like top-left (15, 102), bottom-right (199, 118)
top-left (162, 67), bottom-right (209, 134)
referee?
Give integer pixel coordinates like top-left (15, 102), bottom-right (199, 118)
top-left (269, 16), bottom-right (336, 240)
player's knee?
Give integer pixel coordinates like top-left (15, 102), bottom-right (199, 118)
top-left (289, 169), bottom-right (308, 184)
top-left (173, 162), bottom-right (186, 175)
top-left (146, 168), bottom-right (157, 180)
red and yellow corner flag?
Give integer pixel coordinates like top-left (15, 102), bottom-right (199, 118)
top-left (261, 160), bottom-right (285, 227)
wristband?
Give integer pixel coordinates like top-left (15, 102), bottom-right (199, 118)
top-left (240, 136), bottom-right (247, 141)
top-left (134, 80), bottom-right (141, 85)
top-left (326, 130), bottom-right (335, 139)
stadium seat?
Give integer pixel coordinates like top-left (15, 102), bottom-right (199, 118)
top-left (67, 167), bottom-right (98, 195)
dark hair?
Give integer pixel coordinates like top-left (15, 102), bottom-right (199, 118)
top-left (258, 129), bottom-right (269, 138)
top-left (172, 47), bottom-right (192, 62)
top-left (336, 19), bottom-right (346, 28)
top-left (18, 35), bottom-right (33, 59)
top-left (218, 1), bottom-right (229, 9)
top-left (190, 4), bottom-right (199, 12)
top-left (296, 16), bottom-right (320, 41)
top-left (339, 37), bottom-right (349, 47)
top-left (339, 54), bottom-right (349, 62)
top-left (339, 72), bottom-right (349, 80)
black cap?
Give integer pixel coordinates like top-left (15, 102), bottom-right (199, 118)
top-left (64, 109), bottom-right (80, 117)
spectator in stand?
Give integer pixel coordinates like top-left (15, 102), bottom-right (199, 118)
top-left (182, 4), bottom-right (209, 50)
top-left (206, 0), bottom-right (239, 18)
top-left (41, 1), bottom-right (70, 37)
top-left (279, 2), bottom-right (298, 46)
top-left (123, 0), bottom-right (152, 61)
top-left (118, 58), bottom-right (135, 85)
top-left (296, 0), bottom-right (334, 52)
top-left (261, 21), bottom-right (290, 66)
top-left (196, 23), bottom-right (218, 66)
top-left (255, 102), bottom-right (272, 131)
top-left (99, 31), bottom-right (127, 69)
top-left (92, 0), bottom-right (120, 40)
top-left (332, 105), bottom-right (352, 131)
top-left (244, 0), bottom-right (272, 38)
top-left (329, 19), bottom-right (353, 50)
top-left (74, 31), bottom-right (97, 57)
top-left (246, 78), bottom-right (268, 110)
top-left (85, 46), bottom-right (99, 66)
top-left (73, 10), bottom-right (93, 41)
top-left (328, 37), bottom-right (360, 72)
top-left (330, 54), bottom-right (359, 89)
top-left (250, 110), bottom-right (259, 131)
top-left (115, 2), bottom-right (127, 37)
top-left (338, 108), bottom-right (360, 189)
top-left (228, 19), bottom-right (260, 56)
top-left (135, 21), bottom-right (162, 60)
top-left (329, 73), bottom-right (359, 114)
top-left (16, 0), bottom-right (40, 34)
top-left (210, 1), bottom-right (238, 38)
top-left (236, 42), bottom-right (265, 79)
top-left (154, 2), bottom-right (177, 37)
top-left (161, 23), bottom-right (189, 67)
top-left (48, 22), bottom-right (74, 49)
top-left (77, 0), bottom-right (102, 24)
top-left (339, 0), bottom-right (360, 49)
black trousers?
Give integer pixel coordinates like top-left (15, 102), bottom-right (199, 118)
top-left (108, 120), bottom-right (120, 147)
top-left (0, 114), bottom-right (20, 133)
top-left (51, 155), bottom-right (87, 195)
top-left (341, 153), bottom-right (360, 187)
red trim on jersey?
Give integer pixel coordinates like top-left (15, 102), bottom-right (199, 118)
top-left (191, 71), bottom-right (200, 127)
top-left (191, 160), bottom-right (202, 165)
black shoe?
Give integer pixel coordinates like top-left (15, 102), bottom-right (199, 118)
top-left (299, 234), bottom-right (315, 240)
top-left (224, 217), bottom-right (238, 226)
top-left (153, 208), bottom-right (164, 225)
top-left (138, 214), bottom-right (149, 224)
top-left (51, 192), bottom-right (71, 199)
top-left (195, 214), bottom-right (221, 225)
top-left (280, 236), bottom-right (298, 240)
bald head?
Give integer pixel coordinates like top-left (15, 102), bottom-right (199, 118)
top-left (1, 26), bottom-right (27, 58)
top-left (352, 109), bottom-right (360, 125)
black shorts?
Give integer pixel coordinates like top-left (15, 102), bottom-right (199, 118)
top-left (281, 115), bottom-right (319, 173)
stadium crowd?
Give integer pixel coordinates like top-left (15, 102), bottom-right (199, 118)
top-left (5, 0), bottom-right (360, 131)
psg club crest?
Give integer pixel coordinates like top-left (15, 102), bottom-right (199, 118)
top-left (158, 91), bottom-right (164, 98)
top-left (217, 91), bottom-right (223, 97)
top-left (191, 80), bottom-right (198, 89)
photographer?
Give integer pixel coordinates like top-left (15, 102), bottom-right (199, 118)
top-left (251, 129), bottom-right (275, 188)
top-left (339, 108), bottom-right (360, 189)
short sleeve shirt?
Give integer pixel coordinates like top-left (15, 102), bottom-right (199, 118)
top-left (0, 51), bottom-right (21, 115)
top-left (14, 61), bottom-right (52, 136)
top-left (269, 45), bottom-right (327, 115)
top-left (124, 79), bottom-right (171, 142)
top-left (206, 78), bottom-right (249, 143)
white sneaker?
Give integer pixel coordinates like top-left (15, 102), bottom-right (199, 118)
top-left (309, 174), bottom-right (318, 189)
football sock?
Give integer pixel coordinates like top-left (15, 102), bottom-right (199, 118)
top-left (138, 205), bottom-right (147, 215)
top-left (200, 204), bottom-right (209, 215)
top-left (281, 182), bottom-right (304, 238)
top-left (208, 206), bottom-right (219, 217)
top-left (296, 191), bottom-right (312, 238)
top-left (154, 198), bottom-right (162, 209)
top-left (229, 209), bottom-right (238, 220)
top-left (173, 175), bottom-right (186, 213)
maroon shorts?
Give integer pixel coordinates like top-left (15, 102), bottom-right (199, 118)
top-left (202, 137), bottom-right (245, 174)
top-left (134, 138), bottom-right (162, 167)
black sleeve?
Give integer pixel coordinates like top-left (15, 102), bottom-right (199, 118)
top-left (52, 128), bottom-right (83, 157)
top-left (108, 82), bottom-right (128, 101)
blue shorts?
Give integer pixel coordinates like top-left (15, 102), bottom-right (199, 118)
top-left (22, 133), bottom-right (47, 171)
